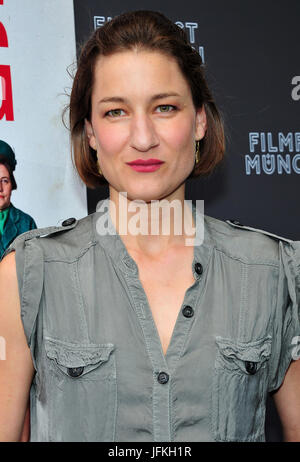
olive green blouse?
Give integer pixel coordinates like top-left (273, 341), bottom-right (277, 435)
top-left (1, 198), bottom-right (300, 442)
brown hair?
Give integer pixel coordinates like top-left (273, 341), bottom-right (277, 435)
top-left (68, 10), bottom-right (225, 188)
top-left (0, 155), bottom-right (17, 190)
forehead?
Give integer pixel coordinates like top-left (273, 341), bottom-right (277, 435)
top-left (0, 164), bottom-right (9, 176)
top-left (92, 50), bottom-right (191, 99)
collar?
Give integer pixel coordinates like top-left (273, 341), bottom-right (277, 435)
top-left (0, 203), bottom-right (20, 249)
top-left (92, 198), bottom-right (213, 279)
top-left (0, 205), bottom-right (10, 213)
top-left (0, 207), bottom-right (10, 218)
top-left (6, 202), bottom-right (20, 223)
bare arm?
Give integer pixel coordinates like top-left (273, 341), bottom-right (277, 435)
top-left (20, 403), bottom-right (30, 442)
top-left (0, 251), bottom-right (34, 441)
top-left (273, 359), bottom-right (300, 442)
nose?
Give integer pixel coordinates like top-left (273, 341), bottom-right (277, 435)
top-left (129, 113), bottom-right (159, 152)
top-left (0, 181), bottom-right (3, 192)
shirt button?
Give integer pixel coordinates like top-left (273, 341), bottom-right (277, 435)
top-left (194, 262), bottom-right (203, 275)
top-left (62, 217), bottom-right (76, 227)
top-left (245, 361), bottom-right (257, 375)
top-left (67, 366), bottom-right (84, 377)
top-left (157, 372), bottom-right (169, 384)
top-left (182, 305), bottom-right (194, 318)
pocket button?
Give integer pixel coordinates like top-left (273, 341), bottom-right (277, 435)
top-left (245, 361), bottom-right (257, 375)
top-left (67, 366), bottom-right (84, 377)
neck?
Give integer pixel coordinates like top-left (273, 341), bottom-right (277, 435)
top-left (0, 204), bottom-right (10, 212)
top-left (108, 187), bottom-right (196, 258)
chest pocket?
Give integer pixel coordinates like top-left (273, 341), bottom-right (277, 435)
top-left (44, 338), bottom-right (117, 442)
top-left (211, 335), bottom-right (272, 442)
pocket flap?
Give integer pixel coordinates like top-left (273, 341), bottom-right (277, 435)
top-left (45, 337), bottom-right (114, 368)
top-left (215, 335), bottom-right (272, 374)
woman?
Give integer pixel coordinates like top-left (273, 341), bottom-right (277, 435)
top-left (0, 10), bottom-right (299, 442)
top-left (0, 140), bottom-right (37, 259)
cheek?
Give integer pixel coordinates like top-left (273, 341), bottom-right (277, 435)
top-left (165, 117), bottom-right (195, 152)
top-left (94, 123), bottom-right (127, 155)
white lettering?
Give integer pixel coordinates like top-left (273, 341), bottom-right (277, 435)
top-left (249, 132), bottom-right (259, 153)
top-left (277, 154), bottom-right (291, 174)
top-left (291, 76), bottom-right (300, 101)
top-left (94, 15), bottom-right (113, 30)
top-left (278, 132), bottom-right (293, 152)
top-left (185, 22), bottom-right (198, 43)
top-left (292, 154), bottom-right (300, 174)
top-left (245, 154), bottom-right (261, 174)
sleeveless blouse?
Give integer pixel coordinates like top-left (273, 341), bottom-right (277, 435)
top-left (2, 198), bottom-right (300, 442)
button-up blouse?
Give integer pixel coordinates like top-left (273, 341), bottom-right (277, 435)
top-left (2, 198), bottom-right (300, 442)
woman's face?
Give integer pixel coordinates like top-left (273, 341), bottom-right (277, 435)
top-left (86, 50), bottom-right (207, 203)
top-left (0, 164), bottom-right (12, 210)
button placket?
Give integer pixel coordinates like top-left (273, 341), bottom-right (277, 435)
top-left (120, 269), bottom-right (171, 441)
top-left (93, 199), bottom-right (213, 442)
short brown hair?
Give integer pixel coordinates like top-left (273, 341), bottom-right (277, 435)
top-left (0, 155), bottom-right (17, 190)
top-left (68, 10), bottom-right (225, 189)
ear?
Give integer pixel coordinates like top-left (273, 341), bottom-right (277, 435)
top-left (84, 118), bottom-right (97, 150)
top-left (195, 105), bottom-right (207, 141)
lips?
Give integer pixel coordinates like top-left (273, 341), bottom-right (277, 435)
top-left (126, 158), bottom-right (164, 166)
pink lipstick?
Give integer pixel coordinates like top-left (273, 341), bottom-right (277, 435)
top-left (126, 158), bottom-right (164, 172)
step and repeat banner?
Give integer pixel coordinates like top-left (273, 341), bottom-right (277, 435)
top-left (0, 0), bottom-right (86, 228)
top-left (73, 0), bottom-right (300, 243)
top-left (72, 0), bottom-right (299, 442)
top-left (1, 0), bottom-right (299, 442)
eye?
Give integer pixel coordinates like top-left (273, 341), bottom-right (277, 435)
top-left (156, 105), bottom-right (177, 113)
top-left (105, 109), bottom-right (125, 117)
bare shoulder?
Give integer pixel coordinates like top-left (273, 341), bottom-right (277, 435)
top-left (0, 248), bottom-right (33, 372)
top-left (0, 251), bottom-right (19, 299)
top-left (0, 251), bottom-right (34, 441)
top-left (0, 250), bottom-right (22, 334)
top-left (0, 248), bottom-right (17, 273)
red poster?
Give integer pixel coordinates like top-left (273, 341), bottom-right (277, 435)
top-left (0, 22), bottom-right (8, 47)
top-left (0, 65), bottom-right (14, 121)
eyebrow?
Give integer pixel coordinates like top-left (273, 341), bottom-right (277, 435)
top-left (97, 92), bottom-right (181, 105)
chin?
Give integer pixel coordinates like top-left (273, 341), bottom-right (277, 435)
top-left (126, 193), bottom-right (156, 204)
top-left (130, 191), bottom-right (181, 206)
top-left (112, 178), bottom-right (179, 204)
top-left (122, 188), bottom-right (163, 204)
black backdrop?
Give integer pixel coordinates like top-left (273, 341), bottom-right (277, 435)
top-left (73, 0), bottom-right (300, 441)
